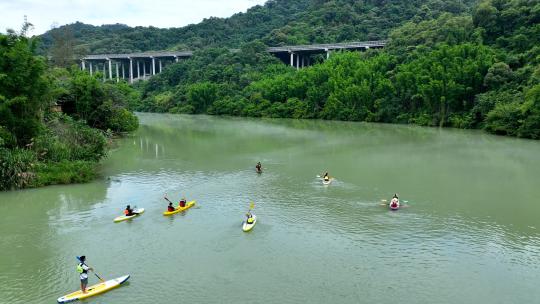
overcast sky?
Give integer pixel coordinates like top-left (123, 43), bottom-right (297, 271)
top-left (0, 0), bottom-right (267, 35)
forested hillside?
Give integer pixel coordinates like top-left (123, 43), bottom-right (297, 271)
top-left (37, 0), bottom-right (476, 55)
top-left (137, 0), bottom-right (540, 139)
top-left (37, 0), bottom-right (540, 140)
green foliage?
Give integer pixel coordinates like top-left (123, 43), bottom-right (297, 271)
top-left (518, 84), bottom-right (540, 138)
top-left (30, 160), bottom-right (98, 187)
top-left (57, 69), bottom-right (139, 132)
top-left (0, 147), bottom-right (36, 190)
top-left (37, 0), bottom-right (476, 55)
top-left (187, 82), bottom-right (220, 113)
top-left (395, 43), bottom-right (495, 127)
top-left (0, 32), bottom-right (51, 146)
top-left (0, 30), bottom-right (138, 191)
top-left (32, 114), bottom-right (107, 162)
top-left (32, 0), bottom-right (540, 140)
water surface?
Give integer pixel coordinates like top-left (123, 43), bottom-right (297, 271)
top-left (1, 113), bottom-right (539, 303)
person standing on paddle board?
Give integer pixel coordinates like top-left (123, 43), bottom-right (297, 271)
top-left (77, 256), bottom-right (93, 293)
top-left (256, 162), bottom-right (262, 173)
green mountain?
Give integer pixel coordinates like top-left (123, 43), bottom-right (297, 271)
top-left (36, 0), bottom-right (540, 140)
top-left (37, 0), bottom-right (476, 55)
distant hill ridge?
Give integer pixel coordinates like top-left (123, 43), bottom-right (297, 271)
top-left (37, 0), bottom-right (477, 55)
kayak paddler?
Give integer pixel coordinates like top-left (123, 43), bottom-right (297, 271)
top-left (256, 162), bottom-right (262, 173)
top-left (390, 194), bottom-right (399, 208)
top-left (179, 197), bottom-right (187, 208)
top-left (167, 202), bottom-right (175, 212)
top-left (124, 205), bottom-right (136, 216)
top-left (246, 210), bottom-right (254, 224)
top-left (323, 172), bottom-right (330, 181)
top-left (77, 256), bottom-right (93, 293)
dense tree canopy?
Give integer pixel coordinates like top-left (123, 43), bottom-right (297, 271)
top-left (36, 0), bottom-right (477, 55)
top-left (133, 0), bottom-right (540, 140)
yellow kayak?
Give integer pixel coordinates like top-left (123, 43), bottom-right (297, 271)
top-left (163, 201), bottom-right (195, 216)
top-left (57, 275), bottom-right (129, 303)
top-left (242, 214), bottom-right (257, 232)
top-left (113, 208), bottom-right (145, 222)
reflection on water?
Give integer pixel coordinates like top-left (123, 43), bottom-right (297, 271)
top-left (0, 113), bottom-right (539, 304)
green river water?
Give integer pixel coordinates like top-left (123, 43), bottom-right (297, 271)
top-left (1, 113), bottom-right (539, 303)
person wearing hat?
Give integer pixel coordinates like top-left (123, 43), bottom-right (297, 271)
top-left (76, 256), bottom-right (93, 293)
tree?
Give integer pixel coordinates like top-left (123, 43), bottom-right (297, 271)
top-left (49, 25), bottom-right (76, 67)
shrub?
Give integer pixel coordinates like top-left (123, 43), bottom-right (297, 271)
top-left (30, 160), bottom-right (98, 187)
top-left (0, 148), bottom-right (36, 190)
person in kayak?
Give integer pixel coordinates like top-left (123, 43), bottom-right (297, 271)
top-left (179, 197), bottom-right (187, 208)
top-left (256, 162), bottom-right (262, 173)
top-left (246, 211), bottom-right (254, 224)
top-left (167, 202), bottom-right (175, 212)
top-left (77, 256), bottom-right (93, 293)
top-left (390, 194), bottom-right (399, 208)
top-left (323, 172), bottom-right (330, 181)
top-left (124, 205), bottom-right (136, 216)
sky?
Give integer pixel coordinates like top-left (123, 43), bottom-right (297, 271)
top-left (0, 0), bottom-right (267, 35)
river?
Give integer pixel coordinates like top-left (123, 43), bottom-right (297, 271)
top-left (1, 113), bottom-right (539, 303)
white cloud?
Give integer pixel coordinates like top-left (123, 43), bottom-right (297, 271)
top-left (0, 0), bottom-right (267, 35)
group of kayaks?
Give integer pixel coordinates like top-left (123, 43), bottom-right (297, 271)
top-left (58, 200), bottom-right (199, 303)
top-left (58, 197), bottom-right (257, 302)
top-left (58, 165), bottom-right (401, 303)
top-left (112, 201), bottom-right (196, 223)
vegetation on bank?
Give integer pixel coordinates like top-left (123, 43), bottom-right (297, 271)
top-left (0, 28), bottom-right (140, 191)
top-left (135, 0), bottom-right (540, 139)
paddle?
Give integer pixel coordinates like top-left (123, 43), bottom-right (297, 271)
top-left (163, 195), bottom-right (177, 211)
top-left (163, 195), bottom-right (174, 204)
top-left (76, 256), bottom-right (105, 282)
top-left (244, 202), bottom-right (255, 224)
top-left (317, 174), bottom-right (333, 180)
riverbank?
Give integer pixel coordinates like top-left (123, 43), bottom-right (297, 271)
top-left (1, 113), bottom-right (108, 190)
top-left (0, 31), bottom-right (140, 191)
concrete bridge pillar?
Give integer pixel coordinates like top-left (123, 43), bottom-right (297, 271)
top-left (151, 57), bottom-right (156, 75)
top-left (296, 55), bottom-right (300, 70)
top-left (129, 58), bottom-right (133, 84)
top-left (174, 56), bottom-right (178, 62)
top-left (122, 63), bottom-right (125, 79)
top-left (103, 62), bottom-right (106, 81)
top-left (115, 63), bottom-right (119, 82)
top-left (89, 62), bottom-right (93, 76)
top-left (290, 52), bottom-right (294, 67)
top-left (137, 61), bottom-right (141, 80)
top-left (81, 60), bottom-right (86, 70)
top-left (108, 59), bottom-right (112, 80)
top-left (143, 61), bottom-right (146, 79)
top-left (326, 49), bottom-right (330, 59)
top-left (159, 59), bottom-right (162, 73)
